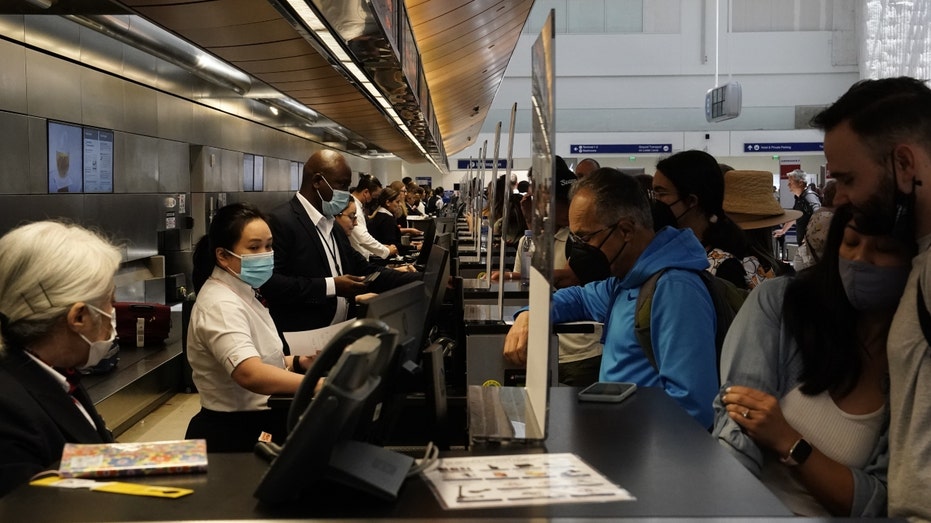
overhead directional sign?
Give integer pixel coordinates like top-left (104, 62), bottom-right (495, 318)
top-left (457, 159), bottom-right (509, 169)
top-left (743, 142), bottom-right (823, 153)
top-left (570, 144), bottom-right (672, 154)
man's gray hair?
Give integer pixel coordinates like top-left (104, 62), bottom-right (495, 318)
top-left (570, 168), bottom-right (653, 229)
top-left (787, 169), bottom-right (808, 186)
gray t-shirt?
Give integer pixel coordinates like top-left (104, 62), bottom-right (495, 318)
top-left (888, 236), bottom-right (931, 522)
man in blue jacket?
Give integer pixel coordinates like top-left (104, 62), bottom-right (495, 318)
top-left (503, 168), bottom-right (718, 427)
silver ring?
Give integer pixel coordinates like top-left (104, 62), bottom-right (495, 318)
top-left (742, 409), bottom-right (751, 419)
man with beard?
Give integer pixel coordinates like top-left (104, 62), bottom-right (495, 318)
top-left (811, 76), bottom-right (931, 521)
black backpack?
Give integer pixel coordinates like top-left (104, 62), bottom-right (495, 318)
top-left (633, 269), bottom-right (748, 374)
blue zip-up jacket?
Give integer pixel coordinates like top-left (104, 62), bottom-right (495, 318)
top-left (551, 227), bottom-right (718, 427)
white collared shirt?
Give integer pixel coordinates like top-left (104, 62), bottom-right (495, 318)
top-left (187, 267), bottom-right (287, 411)
top-left (349, 194), bottom-right (390, 259)
top-left (23, 351), bottom-right (96, 429)
top-left (295, 192), bottom-right (349, 324)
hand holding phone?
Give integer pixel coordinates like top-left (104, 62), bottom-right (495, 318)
top-left (362, 272), bottom-right (380, 284)
top-left (577, 382), bottom-right (637, 403)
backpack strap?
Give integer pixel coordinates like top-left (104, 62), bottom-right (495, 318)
top-left (917, 277), bottom-right (931, 346)
top-left (634, 269), bottom-right (665, 371)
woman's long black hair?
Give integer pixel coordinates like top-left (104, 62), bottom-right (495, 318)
top-left (192, 203), bottom-right (268, 293)
top-left (782, 204), bottom-right (860, 396)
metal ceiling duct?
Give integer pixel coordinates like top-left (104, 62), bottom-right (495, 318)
top-left (66, 14), bottom-right (253, 95)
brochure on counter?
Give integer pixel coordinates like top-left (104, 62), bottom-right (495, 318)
top-left (422, 453), bottom-right (635, 510)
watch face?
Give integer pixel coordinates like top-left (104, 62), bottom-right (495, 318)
top-left (790, 439), bottom-right (813, 466)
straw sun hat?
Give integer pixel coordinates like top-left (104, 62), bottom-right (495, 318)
top-left (723, 170), bottom-right (802, 230)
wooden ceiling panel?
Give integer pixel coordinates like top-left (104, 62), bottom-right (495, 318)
top-left (409, 0), bottom-right (534, 155)
top-left (120, 0), bottom-right (534, 163)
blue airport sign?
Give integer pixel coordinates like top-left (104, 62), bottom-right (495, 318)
top-left (743, 142), bottom-right (823, 153)
top-left (570, 144), bottom-right (672, 154)
top-left (457, 159), bottom-right (509, 169)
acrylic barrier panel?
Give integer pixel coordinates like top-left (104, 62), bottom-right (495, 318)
top-left (525, 9), bottom-right (557, 439)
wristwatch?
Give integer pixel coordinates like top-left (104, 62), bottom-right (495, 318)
top-left (781, 438), bottom-right (813, 467)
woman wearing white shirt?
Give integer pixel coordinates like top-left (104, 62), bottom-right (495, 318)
top-left (186, 203), bottom-right (312, 452)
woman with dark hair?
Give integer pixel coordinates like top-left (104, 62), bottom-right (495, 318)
top-left (652, 150), bottom-right (778, 289)
top-left (187, 203), bottom-right (312, 452)
top-left (490, 174), bottom-right (528, 246)
top-left (713, 205), bottom-right (911, 516)
top-left (367, 187), bottom-right (416, 255)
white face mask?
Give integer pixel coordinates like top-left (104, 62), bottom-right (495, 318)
top-left (78, 304), bottom-right (118, 370)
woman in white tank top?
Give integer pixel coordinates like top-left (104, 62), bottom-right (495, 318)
top-left (712, 205), bottom-right (912, 516)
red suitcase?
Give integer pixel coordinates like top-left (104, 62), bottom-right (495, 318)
top-left (114, 302), bottom-right (172, 347)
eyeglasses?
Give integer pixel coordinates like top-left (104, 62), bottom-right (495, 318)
top-left (335, 212), bottom-right (358, 222)
top-left (651, 188), bottom-right (676, 200)
top-left (568, 222), bottom-right (619, 245)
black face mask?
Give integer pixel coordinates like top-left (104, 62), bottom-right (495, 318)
top-left (651, 200), bottom-right (679, 232)
top-left (568, 227), bottom-right (627, 285)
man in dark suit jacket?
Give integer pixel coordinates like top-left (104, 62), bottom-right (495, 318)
top-left (262, 150), bottom-right (420, 335)
top-left (0, 346), bottom-right (113, 497)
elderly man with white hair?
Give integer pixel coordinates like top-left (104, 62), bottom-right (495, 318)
top-left (773, 169), bottom-right (822, 245)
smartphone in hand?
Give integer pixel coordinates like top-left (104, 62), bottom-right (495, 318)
top-left (362, 272), bottom-right (380, 284)
top-left (577, 382), bottom-right (637, 403)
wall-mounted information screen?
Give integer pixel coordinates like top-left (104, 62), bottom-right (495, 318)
top-left (48, 121), bottom-right (84, 193)
top-left (82, 127), bottom-right (114, 193)
top-left (48, 121), bottom-right (114, 194)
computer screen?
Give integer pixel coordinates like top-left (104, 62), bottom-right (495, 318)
top-left (420, 245), bottom-right (449, 349)
top-left (359, 281), bottom-right (426, 372)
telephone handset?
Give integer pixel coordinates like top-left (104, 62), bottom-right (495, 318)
top-left (287, 318), bottom-right (398, 432)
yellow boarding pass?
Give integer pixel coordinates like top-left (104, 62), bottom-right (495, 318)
top-left (30, 475), bottom-right (192, 498)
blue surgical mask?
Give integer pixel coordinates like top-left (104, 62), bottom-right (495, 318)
top-left (838, 257), bottom-right (909, 311)
top-left (226, 250), bottom-right (275, 288)
top-left (318, 177), bottom-right (352, 218)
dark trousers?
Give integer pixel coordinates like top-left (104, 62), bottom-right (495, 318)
top-left (185, 407), bottom-right (288, 453)
top-left (558, 355), bottom-right (603, 387)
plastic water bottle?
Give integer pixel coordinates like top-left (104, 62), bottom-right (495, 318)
top-left (520, 230), bottom-right (533, 286)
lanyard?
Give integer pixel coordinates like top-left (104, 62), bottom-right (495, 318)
top-left (316, 226), bottom-right (341, 275)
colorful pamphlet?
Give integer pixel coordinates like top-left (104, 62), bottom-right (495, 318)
top-left (58, 439), bottom-right (208, 478)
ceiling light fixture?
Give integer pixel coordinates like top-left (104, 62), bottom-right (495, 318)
top-left (278, 0), bottom-right (443, 172)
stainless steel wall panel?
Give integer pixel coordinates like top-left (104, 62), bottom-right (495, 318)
top-left (157, 139), bottom-right (190, 193)
top-left (0, 39), bottom-right (27, 114)
top-left (78, 24), bottom-right (125, 78)
top-left (26, 116), bottom-right (48, 195)
top-left (116, 132), bottom-right (160, 193)
top-left (0, 15), bottom-right (26, 42)
top-left (192, 104), bottom-right (223, 147)
top-left (220, 116), bottom-right (250, 155)
top-left (82, 67), bottom-right (126, 131)
top-left (0, 194), bottom-right (84, 234)
top-left (155, 59), bottom-right (195, 101)
top-left (0, 112), bottom-right (30, 195)
top-left (156, 91), bottom-right (194, 143)
top-left (123, 81), bottom-right (158, 136)
top-left (228, 191), bottom-right (291, 215)
top-left (25, 51), bottom-right (83, 123)
top-left (189, 145), bottom-right (222, 192)
top-left (23, 15), bottom-right (81, 63)
top-left (121, 45), bottom-right (159, 94)
top-left (84, 193), bottom-right (160, 261)
top-left (220, 148), bottom-right (243, 192)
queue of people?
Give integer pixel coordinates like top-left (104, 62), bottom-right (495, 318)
top-left (2, 77), bottom-right (931, 521)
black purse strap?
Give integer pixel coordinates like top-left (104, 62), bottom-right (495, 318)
top-left (917, 277), bottom-right (931, 345)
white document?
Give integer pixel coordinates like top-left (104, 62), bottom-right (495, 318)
top-left (283, 319), bottom-right (355, 356)
top-left (422, 453), bottom-right (635, 510)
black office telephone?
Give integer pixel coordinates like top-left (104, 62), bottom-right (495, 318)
top-left (255, 319), bottom-right (415, 505)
